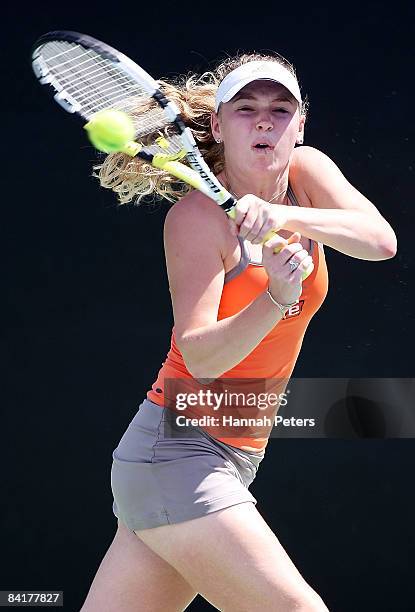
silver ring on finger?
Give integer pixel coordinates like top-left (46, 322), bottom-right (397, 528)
top-left (289, 260), bottom-right (300, 271)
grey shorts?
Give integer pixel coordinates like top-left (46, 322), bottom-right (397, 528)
top-left (111, 398), bottom-right (265, 531)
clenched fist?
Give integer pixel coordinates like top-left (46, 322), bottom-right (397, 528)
top-left (227, 195), bottom-right (314, 284)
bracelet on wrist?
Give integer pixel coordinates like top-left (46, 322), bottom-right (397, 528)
top-left (265, 288), bottom-right (299, 316)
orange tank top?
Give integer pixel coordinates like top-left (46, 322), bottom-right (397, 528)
top-left (147, 184), bottom-right (329, 452)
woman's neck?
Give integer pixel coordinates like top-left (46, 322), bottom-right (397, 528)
top-left (219, 166), bottom-right (290, 205)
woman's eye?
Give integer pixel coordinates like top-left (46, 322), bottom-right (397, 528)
top-left (237, 107), bottom-right (290, 114)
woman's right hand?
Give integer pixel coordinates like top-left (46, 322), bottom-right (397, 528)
top-left (262, 231), bottom-right (313, 305)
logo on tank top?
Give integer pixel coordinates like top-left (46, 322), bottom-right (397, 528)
top-left (283, 299), bottom-right (304, 319)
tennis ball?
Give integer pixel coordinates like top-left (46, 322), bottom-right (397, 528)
top-left (84, 110), bottom-right (135, 153)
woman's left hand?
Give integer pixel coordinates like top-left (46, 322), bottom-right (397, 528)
top-left (227, 194), bottom-right (288, 244)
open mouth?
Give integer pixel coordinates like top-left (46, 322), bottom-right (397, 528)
top-left (253, 143), bottom-right (273, 151)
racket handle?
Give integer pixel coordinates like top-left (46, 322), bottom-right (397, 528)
top-left (227, 207), bottom-right (282, 247)
top-left (226, 208), bottom-right (314, 281)
top-left (273, 235), bottom-right (314, 281)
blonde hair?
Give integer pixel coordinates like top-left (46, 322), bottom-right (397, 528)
top-left (93, 51), bottom-right (308, 207)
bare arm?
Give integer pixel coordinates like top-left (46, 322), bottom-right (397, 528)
top-left (284, 206), bottom-right (396, 260)
top-left (285, 146), bottom-right (397, 260)
top-left (179, 294), bottom-right (285, 380)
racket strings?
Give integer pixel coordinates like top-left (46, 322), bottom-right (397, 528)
top-left (42, 42), bottom-right (137, 114)
top-left (51, 45), bottom-right (150, 116)
top-left (143, 134), bottom-right (184, 157)
top-left (37, 41), bottom-right (172, 138)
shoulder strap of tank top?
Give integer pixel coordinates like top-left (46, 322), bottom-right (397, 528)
top-left (287, 182), bottom-right (300, 207)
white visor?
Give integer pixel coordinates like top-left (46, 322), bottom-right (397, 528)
top-left (215, 60), bottom-right (302, 112)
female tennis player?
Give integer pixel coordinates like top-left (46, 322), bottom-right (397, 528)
top-left (81, 52), bottom-right (397, 611)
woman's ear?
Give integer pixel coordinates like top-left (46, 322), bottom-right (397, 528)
top-left (296, 114), bottom-right (305, 145)
top-left (211, 111), bottom-right (222, 143)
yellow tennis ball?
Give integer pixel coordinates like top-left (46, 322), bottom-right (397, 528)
top-left (84, 110), bottom-right (135, 153)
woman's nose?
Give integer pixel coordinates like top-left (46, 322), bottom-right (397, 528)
top-left (255, 117), bottom-right (273, 131)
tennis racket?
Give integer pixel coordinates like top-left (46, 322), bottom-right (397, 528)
top-left (31, 31), bottom-right (313, 278)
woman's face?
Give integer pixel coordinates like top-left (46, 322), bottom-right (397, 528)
top-left (212, 80), bottom-right (305, 177)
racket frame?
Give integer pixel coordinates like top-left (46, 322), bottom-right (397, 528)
top-left (31, 30), bottom-right (236, 212)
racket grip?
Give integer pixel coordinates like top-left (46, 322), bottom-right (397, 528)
top-left (227, 208), bottom-right (280, 245)
top-left (227, 208), bottom-right (282, 248)
top-left (268, 231), bottom-right (314, 280)
top-left (272, 242), bottom-right (314, 280)
top-left (226, 209), bottom-right (314, 281)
